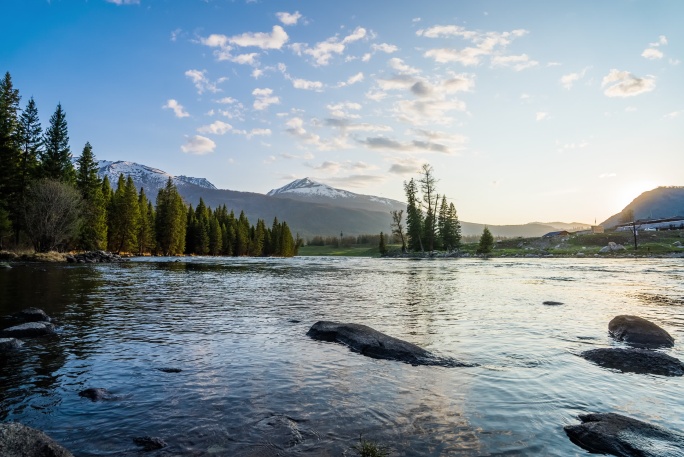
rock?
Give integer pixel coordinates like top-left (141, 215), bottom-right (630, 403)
top-left (157, 367), bottom-right (182, 373)
top-left (14, 307), bottom-right (51, 322)
top-left (543, 301), bottom-right (564, 306)
top-left (1, 322), bottom-right (55, 338)
top-left (564, 412), bottom-right (684, 457)
top-left (576, 252), bottom-right (585, 257)
top-left (133, 436), bottom-right (167, 451)
top-left (66, 250), bottom-right (126, 264)
top-left (0, 422), bottom-right (74, 457)
top-left (608, 315), bottom-right (674, 347)
top-left (581, 348), bottom-right (684, 376)
top-left (0, 337), bottom-right (22, 351)
top-left (600, 242), bottom-right (626, 253)
top-left (78, 388), bottom-right (114, 401)
top-left (307, 321), bottom-right (472, 367)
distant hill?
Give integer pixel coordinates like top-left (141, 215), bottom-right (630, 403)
top-left (94, 159), bottom-right (590, 239)
top-left (601, 186), bottom-right (684, 228)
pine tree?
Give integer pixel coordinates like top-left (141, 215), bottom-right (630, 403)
top-left (137, 188), bottom-right (155, 255)
top-left (0, 72), bottom-right (22, 241)
top-left (378, 231), bottom-right (387, 255)
top-left (41, 103), bottom-right (75, 184)
top-left (419, 163), bottom-right (438, 251)
top-left (280, 221), bottom-right (294, 257)
top-left (208, 216), bottom-right (222, 255)
top-left (390, 209), bottom-right (406, 253)
top-left (404, 178), bottom-right (423, 252)
top-left (109, 174), bottom-right (140, 254)
top-left (194, 198), bottom-right (210, 255)
top-left (477, 226), bottom-right (494, 255)
top-left (155, 177), bottom-right (186, 255)
top-left (250, 219), bottom-right (266, 256)
top-left (16, 97), bottom-right (42, 241)
top-left (444, 202), bottom-right (462, 251)
top-left (75, 141), bottom-right (106, 251)
top-left (270, 217), bottom-right (281, 256)
top-left (437, 195), bottom-right (449, 251)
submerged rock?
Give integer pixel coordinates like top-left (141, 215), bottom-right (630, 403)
top-left (14, 307), bottom-right (51, 322)
top-left (0, 338), bottom-right (22, 351)
top-left (581, 348), bottom-right (684, 376)
top-left (608, 315), bottom-right (674, 347)
top-left (79, 388), bottom-right (114, 401)
top-left (157, 367), bottom-right (182, 373)
top-left (307, 321), bottom-right (472, 367)
top-left (1, 322), bottom-right (55, 338)
top-left (0, 422), bottom-right (74, 457)
top-left (133, 436), bottom-right (167, 451)
top-left (543, 301), bottom-right (564, 306)
top-left (564, 413), bottom-right (684, 457)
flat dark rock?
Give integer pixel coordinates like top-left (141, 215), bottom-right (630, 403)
top-left (157, 367), bottom-right (182, 373)
top-left (609, 315), bottom-right (674, 348)
top-left (0, 337), bottom-right (22, 351)
top-left (79, 388), bottom-right (114, 401)
top-left (564, 413), bottom-right (684, 457)
top-left (1, 322), bottom-right (55, 338)
top-left (0, 422), bottom-right (74, 457)
top-left (13, 307), bottom-right (51, 322)
top-left (543, 301), bottom-right (564, 306)
top-left (307, 321), bottom-right (471, 367)
top-left (581, 348), bottom-right (684, 376)
top-left (133, 436), bottom-right (167, 451)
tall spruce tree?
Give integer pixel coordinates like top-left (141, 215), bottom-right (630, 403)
top-left (76, 142), bottom-right (107, 250)
top-left (137, 188), bottom-right (155, 255)
top-left (17, 97), bottom-right (43, 241)
top-left (109, 175), bottom-right (140, 253)
top-left (404, 178), bottom-right (423, 252)
top-left (208, 216), bottom-right (223, 255)
top-left (41, 103), bottom-right (75, 184)
top-left (155, 177), bottom-right (186, 255)
top-left (0, 72), bottom-right (21, 240)
top-left (419, 163), bottom-right (438, 251)
top-left (477, 226), bottom-right (494, 255)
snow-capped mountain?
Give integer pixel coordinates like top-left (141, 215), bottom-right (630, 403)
top-left (97, 160), bottom-right (217, 191)
top-left (267, 177), bottom-right (405, 213)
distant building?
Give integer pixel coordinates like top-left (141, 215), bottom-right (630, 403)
top-left (615, 217), bottom-right (684, 232)
top-left (542, 230), bottom-right (570, 239)
top-left (591, 225), bottom-right (604, 234)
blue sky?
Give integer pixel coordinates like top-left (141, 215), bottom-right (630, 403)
top-left (3, 0), bottom-right (682, 224)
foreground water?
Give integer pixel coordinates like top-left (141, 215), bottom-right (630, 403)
top-left (1, 257), bottom-right (683, 456)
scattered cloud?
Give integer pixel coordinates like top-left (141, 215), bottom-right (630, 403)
top-left (491, 54), bottom-right (538, 71)
top-left (197, 120), bottom-right (233, 135)
top-left (560, 67), bottom-right (590, 89)
top-left (106, 0), bottom-right (139, 5)
top-left (162, 99), bottom-right (189, 118)
top-left (181, 135), bottom-right (216, 155)
top-left (602, 69), bottom-right (656, 97)
top-left (342, 27), bottom-right (367, 44)
top-left (185, 69), bottom-right (226, 94)
top-left (229, 25), bottom-right (289, 50)
top-left (642, 48), bottom-right (664, 60)
top-left (345, 72), bottom-right (364, 85)
top-left (371, 43), bottom-right (398, 54)
top-left (292, 78), bottom-right (324, 91)
top-left (388, 157), bottom-right (422, 175)
top-left (252, 88), bottom-right (280, 110)
top-left (298, 27), bottom-right (368, 66)
top-left (276, 11), bottom-right (302, 26)
top-left (664, 110), bottom-right (682, 119)
top-left (388, 58), bottom-right (420, 75)
top-left (536, 112), bottom-right (549, 121)
top-left (358, 136), bottom-right (451, 153)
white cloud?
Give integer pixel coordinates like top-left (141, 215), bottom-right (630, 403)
top-left (342, 27), bottom-right (367, 44)
top-left (304, 39), bottom-right (346, 66)
top-left (252, 88), bottom-right (280, 110)
top-left (229, 25), bottom-right (289, 50)
top-left (162, 99), bottom-right (189, 118)
top-left (181, 135), bottom-right (216, 155)
top-left (185, 69), bottom-right (226, 94)
top-left (337, 72), bottom-right (364, 87)
top-left (252, 68), bottom-right (264, 79)
top-left (641, 48), bottom-right (664, 60)
top-left (664, 110), bottom-right (682, 119)
top-left (602, 69), bottom-right (656, 97)
top-left (560, 67), bottom-right (590, 89)
top-left (292, 78), bottom-right (324, 91)
top-left (106, 0), bottom-right (139, 5)
top-left (276, 11), bottom-right (302, 26)
top-left (388, 157), bottom-right (422, 175)
top-left (424, 47), bottom-right (486, 66)
top-left (491, 54), bottom-right (538, 71)
top-left (216, 97), bottom-right (238, 104)
top-left (536, 112), bottom-right (549, 121)
top-left (361, 53), bottom-right (372, 62)
top-left (358, 136), bottom-right (452, 153)
top-left (246, 128), bottom-right (272, 139)
top-left (365, 90), bottom-right (387, 102)
top-left (649, 35), bottom-right (668, 47)
top-left (389, 58), bottom-right (420, 75)
top-left (231, 53), bottom-right (259, 65)
top-left (371, 43), bottom-right (398, 54)
top-left (197, 120), bottom-right (233, 135)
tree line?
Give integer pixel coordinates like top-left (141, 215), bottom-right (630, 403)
top-left (0, 71), bottom-right (299, 256)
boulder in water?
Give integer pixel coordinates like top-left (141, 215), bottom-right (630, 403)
top-left (543, 301), bottom-right (564, 306)
top-left (0, 338), bottom-right (22, 351)
top-left (133, 436), bottom-right (167, 451)
top-left (307, 321), bottom-right (472, 367)
top-left (0, 422), bottom-right (74, 457)
top-left (608, 315), bottom-right (674, 347)
top-left (14, 307), bottom-right (51, 322)
top-left (1, 322), bottom-right (55, 338)
top-left (581, 347), bottom-right (684, 376)
top-left (564, 412), bottom-right (684, 457)
top-left (79, 388), bottom-right (114, 401)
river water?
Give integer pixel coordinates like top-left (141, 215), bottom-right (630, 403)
top-left (1, 257), bottom-right (683, 456)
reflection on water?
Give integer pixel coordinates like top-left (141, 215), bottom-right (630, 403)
top-left (0, 257), bottom-right (683, 456)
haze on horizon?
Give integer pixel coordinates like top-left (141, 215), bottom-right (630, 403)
top-left (2, 0), bottom-right (682, 226)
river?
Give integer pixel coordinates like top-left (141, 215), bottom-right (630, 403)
top-left (1, 257), bottom-right (683, 456)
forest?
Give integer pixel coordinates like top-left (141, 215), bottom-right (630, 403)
top-left (0, 71), bottom-right (299, 257)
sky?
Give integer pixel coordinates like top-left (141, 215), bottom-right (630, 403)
top-left (2, 0), bottom-right (683, 225)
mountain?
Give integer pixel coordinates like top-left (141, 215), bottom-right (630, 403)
top-left (94, 159), bottom-right (590, 239)
top-left (601, 186), bottom-right (684, 228)
top-left (267, 178), bottom-right (405, 213)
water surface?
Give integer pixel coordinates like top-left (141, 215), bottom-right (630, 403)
top-left (1, 257), bottom-right (683, 456)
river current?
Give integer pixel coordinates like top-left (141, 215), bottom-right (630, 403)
top-left (1, 257), bottom-right (683, 456)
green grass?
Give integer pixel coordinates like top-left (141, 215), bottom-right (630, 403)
top-left (297, 244), bottom-right (381, 257)
top-left (352, 436), bottom-right (390, 457)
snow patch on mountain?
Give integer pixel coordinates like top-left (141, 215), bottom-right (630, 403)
top-left (96, 160), bottom-right (216, 190)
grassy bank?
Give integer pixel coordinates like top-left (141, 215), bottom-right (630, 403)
top-left (297, 244), bottom-right (383, 257)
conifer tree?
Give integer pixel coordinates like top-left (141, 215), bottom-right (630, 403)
top-left (41, 103), bottom-right (75, 184)
top-left (194, 198), bottom-right (210, 255)
top-left (208, 216), bottom-right (222, 255)
top-left (270, 217), bottom-right (281, 256)
top-left (109, 175), bottom-right (140, 253)
top-left (76, 143), bottom-right (107, 250)
top-left (419, 164), bottom-right (438, 251)
top-left (404, 178), bottom-right (423, 252)
top-left (16, 97), bottom-right (42, 241)
top-left (444, 202), bottom-right (462, 251)
top-left (279, 221), bottom-right (294, 257)
top-left (137, 188), bottom-right (155, 255)
top-left (378, 231), bottom-right (387, 255)
top-left (250, 219), bottom-right (266, 256)
top-left (477, 226), bottom-right (494, 255)
top-left (0, 72), bottom-right (21, 239)
top-left (155, 177), bottom-right (186, 255)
